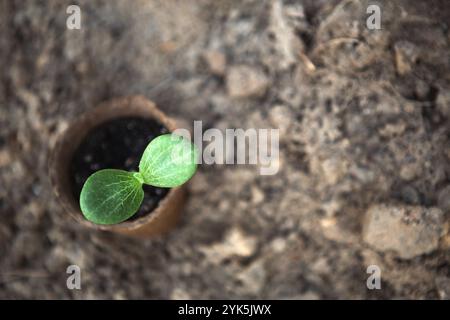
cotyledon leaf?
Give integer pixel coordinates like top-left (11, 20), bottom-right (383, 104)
top-left (139, 134), bottom-right (199, 188)
top-left (80, 169), bottom-right (144, 225)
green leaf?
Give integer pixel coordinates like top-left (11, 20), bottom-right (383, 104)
top-left (80, 169), bottom-right (144, 225)
top-left (139, 133), bottom-right (198, 187)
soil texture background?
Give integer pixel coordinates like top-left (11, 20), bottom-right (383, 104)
top-left (0, 0), bottom-right (449, 299)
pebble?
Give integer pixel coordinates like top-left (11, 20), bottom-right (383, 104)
top-left (202, 50), bottom-right (226, 76)
top-left (199, 228), bottom-right (257, 264)
top-left (362, 204), bottom-right (446, 259)
top-left (394, 41), bottom-right (419, 75)
top-left (226, 65), bottom-right (269, 98)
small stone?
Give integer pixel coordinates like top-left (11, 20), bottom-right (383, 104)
top-left (362, 204), bottom-right (446, 259)
top-left (251, 186), bottom-right (264, 204)
top-left (159, 40), bottom-right (177, 54)
top-left (221, 229), bottom-right (257, 257)
top-left (200, 228), bottom-right (257, 264)
top-left (270, 237), bottom-right (287, 252)
top-left (113, 290), bottom-right (127, 300)
top-left (320, 217), bottom-right (337, 228)
top-left (170, 288), bottom-right (191, 300)
top-left (311, 257), bottom-right (331, 274)
top-left (226, 65), bottom-right (269, 98)
top-left (202, 50), bottom-right (226, 76)
top-left (400, 162), bottom-right (421, 181)
top-left (394, 41), bottom-right (419, 75)
top-left (320, 216), bottom-right (359, 244)
top-left (379, 122), bottom-right (406, 137)
top-left (320, 157), bottom-right (348, 185)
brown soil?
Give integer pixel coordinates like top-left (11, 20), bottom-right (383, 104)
top-left (0, 0), bottom-right (449, 299)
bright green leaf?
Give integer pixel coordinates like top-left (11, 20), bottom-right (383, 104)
top-left (80, 169), bottom-right (144, 225)
top-left (139, 134), bottom-right (198, 187)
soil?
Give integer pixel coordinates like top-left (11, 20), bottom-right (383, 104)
top-left (1, 0), bottom-right (449, 299)
top-left (70, 117), bottom-right (170, 220)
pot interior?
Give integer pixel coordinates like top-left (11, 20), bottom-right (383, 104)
top-left (70, 116), bottom-right (171, 221)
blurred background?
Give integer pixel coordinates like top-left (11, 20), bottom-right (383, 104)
top-left (0, 0), bottom-right (449, 299)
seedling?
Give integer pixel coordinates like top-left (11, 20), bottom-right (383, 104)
top-left (79, 133), bottom-right (198, 225)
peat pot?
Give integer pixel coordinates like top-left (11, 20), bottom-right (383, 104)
top-left (49, 96), bottom-right (186, 238)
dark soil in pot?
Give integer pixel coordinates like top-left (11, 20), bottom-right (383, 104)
top-left (70, 117), bottom-right (170, 221)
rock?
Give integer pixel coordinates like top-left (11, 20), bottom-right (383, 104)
top-left (320, 216), bottom-right (359, 245)
top-left (202, 50), bottom-right (226, 75)
top-left (313, 155), bottom-right (348, 186)
top-left (394, 41), bottom-right (419, 75)
top-left (400, 162), bottom-right (421, 181)
top-left (362, 204), bottom-right (446, 259)
top-left (159, 40), bottom-right (177, 54)
top-left (226, 65), bottom-right (269, 98)
top-left (323, 158), bottom-right (346, 185)
top-left (199, 228), bottom-right (257, 264)
top-left (251, 186), bottom-right (264, 204)
top-left (170, 287), bottom-right (191, 300)
top-left (113, 290), bottom-right (128, 300)
top-left (270, 237), bottom-right (287, 252)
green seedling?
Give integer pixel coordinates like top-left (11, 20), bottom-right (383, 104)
top-left (80, 133), bottom-right (198, 225)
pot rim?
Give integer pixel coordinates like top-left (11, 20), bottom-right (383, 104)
top-left (49, 95), bottom-right (183, 232)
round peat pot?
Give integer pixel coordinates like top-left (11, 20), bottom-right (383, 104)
top-left (49, 96), bottom-right (186, 238)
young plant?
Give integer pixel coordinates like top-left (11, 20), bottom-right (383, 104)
top-left (80, 133), bottom-right (198, 225)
